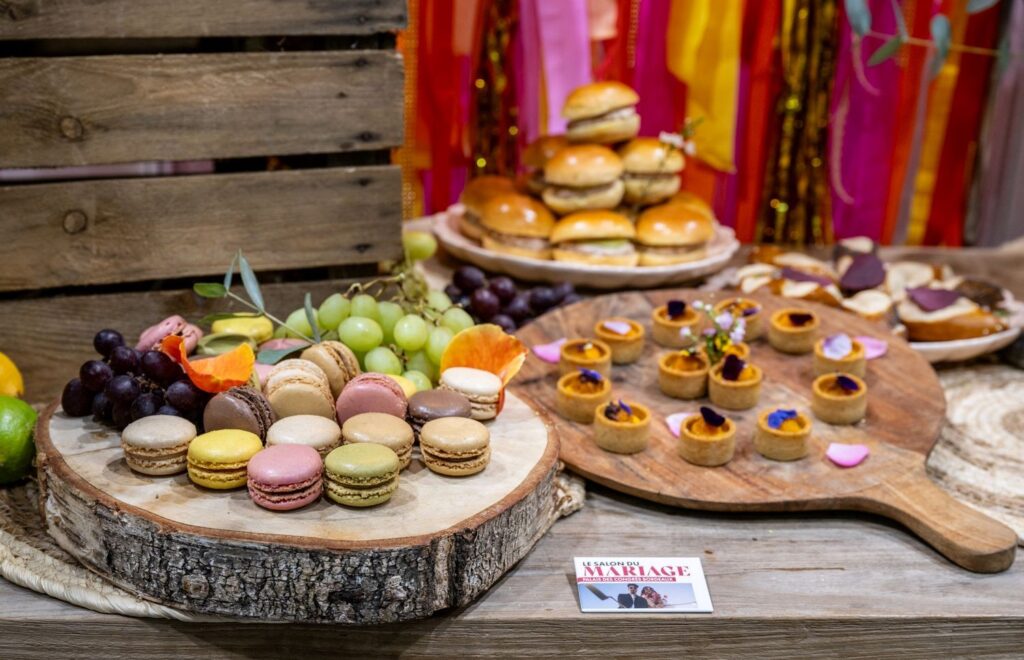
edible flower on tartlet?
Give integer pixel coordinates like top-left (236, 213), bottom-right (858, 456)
top-left (755, 408), bottom-right (812, 461)
top-left (593, 399), bottom-right (651, 454)
top-left (708, 354), bottom-right (762, 411)
top-left (814, 333), bottom-right (867, 378)
top-left (651, 299), bottom-right (702, 348)
top-left (593, 317), bottom-right (645, 364)
top-left (658, 348), bottom-right (710, 399)
top-left (160, 334), bottom-right (255, 393)
top-left (768, 307), bottom-right (820, 354)
top-left (811, 372), bottom-right (867, 425)
top-left (713, 297), bottom-right (764, 341)
top-left (678, 406), bottom-right (736, 467)
top-left (556, 368), bottom-right (613, 424)
top-left (559, 338), bottom-right (612, 377)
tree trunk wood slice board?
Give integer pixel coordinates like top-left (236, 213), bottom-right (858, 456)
top-left (512, 290), bottom-right (1018, 573)
top-left (35, 392), bottom-right (563, 623)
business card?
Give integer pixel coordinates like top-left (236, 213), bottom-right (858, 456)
top-left (573, 557), bottom-right (713, 612)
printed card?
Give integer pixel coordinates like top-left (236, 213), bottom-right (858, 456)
top-left (573, 557), bottom-right (713, 613)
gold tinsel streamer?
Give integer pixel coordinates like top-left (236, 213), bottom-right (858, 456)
top-left (757, 0), bottom-right (837, 246)
top-left (471, 0), bottom-right (519, 176)
top-left (396, 0), bottom-right (422, 219)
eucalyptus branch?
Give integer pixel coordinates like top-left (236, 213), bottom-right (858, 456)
top-left (222, 290), bottom-right (315, 343)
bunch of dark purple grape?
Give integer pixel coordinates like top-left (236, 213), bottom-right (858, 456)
top-left (60, 329), bottom-right (209, 431)
top-left (444, 266), bottom-right (582, 333)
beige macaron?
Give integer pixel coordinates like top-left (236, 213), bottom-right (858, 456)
top-left (263, 359), bottom-right (336, 420)
top-left (419, 417), bottom-right (491, 477)
top-left (265, 414), bottom-right (343, 458)
top-left (120, 415), bottom-right (197, 476)
top-left (300, 341), bottom-right (361, 398)
top-left (438, 367), bottom-right (502, 421)
top-left (341, 412), bottom-right (415, 470)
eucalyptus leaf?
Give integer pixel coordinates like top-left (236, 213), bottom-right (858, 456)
top-left (199, 312), bottom-right (259, 325)
top-left (223, 252), bottom-right (238, 290)
top-left (868, 36), bottom-right (903, 66)
top-left (304, 292), bottom-right (322, 344)
top-left (238, 252), bottom-right (265, 313)
top-left (890, 0), bottom-right (908, 38)
top-left (929, 14), bottom-right (951, 80)
top-left (845, 0), bottom-right (872, 37)
top-left (967, 0), bottom-right (1000, 14)
top-left (997, 28), bottom-right (1010, 74)
top-left (193, 282), bottom-right (227, 298)
top-left (257, 344), bottom-right (311, 365)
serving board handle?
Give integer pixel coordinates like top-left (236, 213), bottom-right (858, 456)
top-left (850, 470), bottom-right (1017, 573)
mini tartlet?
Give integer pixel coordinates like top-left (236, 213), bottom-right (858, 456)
top-left (811, 373), bottom-right (867, 425)
top-left (593, 399), bottom-right (650, 454)
top-left (813, 333), bottom-right (866, 378)
top-left (651, 300), bottom-right (701, 348)
top-left (559, 338), bottom-right (612, 377)
top-left (593, 318), bottom-right (645, 364)
top-left (768, 308), bottom-right (820, 354)
top-left (708, 354), bottom-right (762, 410)
top-left (556, 368), bottom-right (613, 423)
top-left (678, 406), bottom-right (736, 467)
top-left (714, 297), bottom-right (764, 341)
top-left (658, 349), bottom-right (709, 399)
top-left (754, 408), bottom-right (812, 461)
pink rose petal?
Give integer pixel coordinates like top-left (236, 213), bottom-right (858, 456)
top-left (532, 338), bottom-right (567, 364)
top-left (253, 362), bottom-right (275, 385)
top-left (665, 412), bottom-right (694, 438)
top-left (602, 321), bottom-right (632, 336)
top-left (854, 336), bottom-right (888, 360)
top-left (826, 443), bottom-right (870, 468)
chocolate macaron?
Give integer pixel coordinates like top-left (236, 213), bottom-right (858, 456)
top-left (203, 386), bottom-right (277, 440)
top-left (407, 389), bottom-right (473, 439)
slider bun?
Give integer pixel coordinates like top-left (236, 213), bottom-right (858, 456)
top-left (552, 248), bottom-right (639, 267)
top-left (544, 145), bottom-right (624, 186)
top-left (619, 138), bottom-right (685, 173)
top-left (562, 81), bottom-right (640, 120)
top-left (480, 193), bottom-right (555, 238)
top-left (668, 190), bottom-right (714, 218)
top-left (566, 113), bottom-right (640, 145)
top-left (550, 210), bottom-right (635, 244)
top-left (637, 248), bottom-right (707, 267)
top-left (635, 203), bottom-right (715, 247)
top-left (458, 213), bottom-right (484, 241)
top-left (542, 179), bottom-right (625, 215)
top-left (523, 135), bottom-right (569, 170)
top-left (623, 176), bottom-right (681, 205)
top-left (460, 175), bottom-right (516, 215)
top-left (482, 235), bottom-right (552, 261)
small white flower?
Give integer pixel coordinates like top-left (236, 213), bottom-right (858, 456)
top-left (729, 325), bottom-right (745, 344)
top-left (680, 327), bottom-right (693, 338)
top-left (692, 300), bottom-right (705, 310)
top-left (714, 312), bottom-right (734, 329)
top-left (659, 131), bottom-right (685, 149)
top-left (683, 140), bottom-right (697, 156)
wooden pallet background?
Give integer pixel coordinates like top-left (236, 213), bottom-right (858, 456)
top-left (0, 0), bottom-right (407, 402)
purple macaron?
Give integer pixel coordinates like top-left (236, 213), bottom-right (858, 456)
top-left (335, 373), bottom-right (409, 426)
top-left (246, 444), bottom-right (323, 511)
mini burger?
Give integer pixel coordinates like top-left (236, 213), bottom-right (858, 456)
top-left (480, 193), bottom-right (556, 260)
top-left (521, 135), bottom-right (569, 195)
top-left (562, 81), bottom-right (641, 144)
top-left (619, 138), bottom-right (684, 205)
top-left (542, 145), bottom-right (625, 215)
top-left (634, 203), bottom-right (715, 266)
top-left (550, 210), bottom-right (637, 267)
top-left (669, 190), bottom-right (714, 219)
top-left (458, 175), bottom-right (516, 240)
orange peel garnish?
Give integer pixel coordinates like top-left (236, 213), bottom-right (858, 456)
top-left (440, 324), bottom-right (527, 387)
top-left (160, 334), bottom-right (255, 393)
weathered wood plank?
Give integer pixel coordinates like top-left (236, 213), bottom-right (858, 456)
top-left (0, 51), bottom-right (403, 168)
top-left (0, 0), bottom-right (406, 39)
top-left (0, 166), bottom-right (401, 292)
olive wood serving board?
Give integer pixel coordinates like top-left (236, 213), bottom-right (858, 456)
top-left (512, 290), bottom-right (1017, 573)
top-left (34, 393), bottom-right (563, 623)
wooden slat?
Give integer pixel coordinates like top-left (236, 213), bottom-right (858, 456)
top-left (0, 166), bottom-right (401, 292)
top-left (0, 51), bottom-right (403, 168)
top-left (0, 0), bottom-right (406, 39)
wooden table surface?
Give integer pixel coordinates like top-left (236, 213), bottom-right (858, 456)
top-left (2, 242), bottom-right (1022, 658)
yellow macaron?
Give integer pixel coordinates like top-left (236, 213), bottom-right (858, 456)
top-left (187, 429), bottom-right (263, 489)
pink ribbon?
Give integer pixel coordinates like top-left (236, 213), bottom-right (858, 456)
top-left (633, 0), bottom-right (684, 136)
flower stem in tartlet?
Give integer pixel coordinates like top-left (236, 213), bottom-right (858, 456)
top-left (658, 350), bottom-right (709, 399)
top-left (811, 373), bottom-right (867, 425)
top-left (556, 369), bottom-right (613, 424)
top-left (593, 318), bottom-right (646, 364)
top-left (593, 399), bottom-right (651, 454)
top-left (707, 356), bottom-right (763, 410)
top-left (813, 335), bottom-right (866, 378)
top-left (678, 407), bottom-right (736, 466)
top-left (767, 308), bottom-right (820, 354)
top-left (559, 338), bottom-right (612, 377)
top-left (754, 408), bottom-right (812, 461)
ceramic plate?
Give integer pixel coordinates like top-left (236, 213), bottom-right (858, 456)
top-left (910, 326), bottom-right (1020, 364)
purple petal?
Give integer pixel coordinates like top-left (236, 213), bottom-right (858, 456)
top-left (618, 399), bottom-right (632, 415)
top-left (666, 300), bottom-right (687, 319)
top-left (836, 375), bottom-right (860, 392)
top-left (721, 354), bottom-right (745, 381)
top-left (855, 336), bottom-right (888, 360)
top-left (699, 406), bottom-right (726, 427)
top-left (780, 267), bottom-right (832, 286)
top-left (907, 287), bottom-right (962, 313)
top-left (579, 368), bottom-right (602, 384)
top-left (767, 408), bottom-right (797, 429)
top-left (788, 312), bottom-right (815, 326)
top-left (602, 321), bottom-right (632, 336)
top-left (826, 443), bottom-right (870, 468)
top-left (665, 412), bottom-right (693, 438)
top-left (839, 254), bottom-right (886, 293)
top-left (822, 333), bottom-right (853, 360)
top-left (532, 337), bottom-right (567, 364)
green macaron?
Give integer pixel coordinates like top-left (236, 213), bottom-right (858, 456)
top-left (323, 443), bottom-right (400, 507)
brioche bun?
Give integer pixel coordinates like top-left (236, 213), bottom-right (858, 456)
top-left (562, 82), bottom-right (639, 120)
top-left (542, 179), bottom-right (625, 215)
top-left (523, 135), bottom-right (570, 170)
top-left (544, 145), bottom-right (624, 186)
top-left (566, 112), bottom-right (640, 144)
top-left (668, 190), bottom-right (714, 218)
top-left (481, 193), bottom-right (555, 237)
top-left (624, 176), bottom-right (681, 206)
top-left (458, 175), bottom-right (516, 240)
top-left (634, 203), bottom-right (715, 266)
top-left (552, 211), bottom-right (638, 266)
top-left (619, 138), bottom-right (685, 173)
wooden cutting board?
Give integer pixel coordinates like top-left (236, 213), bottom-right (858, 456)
top-left (513, 290), bottom-right (1017, 573)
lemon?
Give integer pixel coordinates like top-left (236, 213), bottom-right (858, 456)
top-left (0, 396), bottom-right (36, 484)
top-left (0, 351), bottom-right (24, 398)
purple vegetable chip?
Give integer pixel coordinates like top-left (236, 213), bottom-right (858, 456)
top-left (839, 254), bottom-right (886, 293)
top-left (699, 406), bottom-right (726, 427)
top-left (767, 408), bottom-right (798, 430)
top-left (578, 368), bottom-right (602, 384)
top-left (788, 312), bottom-right (815, 326)
top-left (666, 300), bottom-right (687, 319)
top-left (907, 286), bottom-right (961, 313)
top-left (835, 375), bottom-right (860, 393)
top-left (721, 353), bottom-right (746, 381)
top-left (780, 267), bottom-right (832, 287)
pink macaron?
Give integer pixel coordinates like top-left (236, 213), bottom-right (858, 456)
top-left (246, 444), bottom-right (323, 511)
top-left (137, 315), bottom-right (204, 354)
top-left (335, 373), bottom-right (409, 426)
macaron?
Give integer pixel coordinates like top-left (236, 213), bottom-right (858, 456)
top-left (419, 417), bottom-right (491, 477)
top-left (202, 386), bottom-right (277, 440)
top-left (120, 415), bottom-right (196, 476)
top-left (136, 315), bottom-right (203, 353)
top-left (323, 443), bottom-right (400, 507)
top-left (300, 341), bottom-right (361, 398)
top-left (265, 414), bottom-right (342, 457)
top-left (341, 412), bottom-right (415, 469)
top-left (246, 444), bottom-right (323, 511)
top-left (334, 372), bottom-right (409, 426)
top-left (187, 429), bottom-right (263, 489)
top-left (438, 367), bottom-right (502, 421)
top-left (407, 389), bottom-right (473, 439)
top-left (263, 359), bottom-right (335, 420)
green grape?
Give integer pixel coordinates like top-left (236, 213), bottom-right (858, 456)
top-left (426, 290), bottom-right (452, 312)
top-left (402, 230), bottom-right (437, 262)
top-left (377, 301), bottom-right (404, 345)
top-left (403, 370), bottom-right (433, 392)
top-left (364, 347), bottom-right (403, 375)
top-left (318, 293), bottom-right (351, 329)
top-left (425, 326), bottom-right (454, 365)
top-left (441, 307), bottom-right (475, 335)
top-left (393, 314), bottom-right (429, 352)
top-left (337, 317), bottom-right (384, 353)
top-left (350, 294), bottom-right (380, 321)
top-left (284, 308), bottom-right (315, 339)
top-left (405, 350), bottom-right (437, 382)
top-left (273, 325), bottom-right (288, 339)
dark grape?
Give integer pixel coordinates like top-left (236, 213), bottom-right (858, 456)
top-left (141, 351), bottom-right (183, 387)
top-left (453, 266), bottom-right (487, 293)
top-left (470, 288), bottom-right (501, 321)
top-left (552, 281), bottom-right (575, 303)
top-left (93, 329), bottom-right (125, 358)
top-left (156, 404), bottom-right (183, 418)
top-left (108, 345), bottom-right (140, 375)
top-left (456, 295), bottom-right (472, 309)
top-left (488, 276), bottom-right (517, 304)
top-left (166, 380), bottom-right (204, 412)
top-left (130, 392), bottom-right (164, 421)
top-left (443, 283), bottom-right (463, 301)
top-left (491, 314), bottom-right (517, 334)
top-left (80, 360), bottom-right (114, 392)
top-left (112, 401), bottom-right (134, 431)
top-left (505, 294), bottom-right (532, 323)
top-left (91, 391), bottom-right (114, 422)
top-left (105, 374), bottom-right (141, 403)
top-left (61, 379), bottom-right (94, 417)
top-left (529, 286), bottom-right (559, 314)
top-left (561, 293), bottom-right (583, 307)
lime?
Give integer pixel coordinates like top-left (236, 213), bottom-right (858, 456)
top-left (0, 396), bottom-right (37, 484)
top-left (0, 351), bottom-right (24, 398)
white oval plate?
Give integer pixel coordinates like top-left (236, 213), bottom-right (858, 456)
top-left (433, 205), bottom-right (740, 289)
top-left (911, 326), bottom-right (1020, 364)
